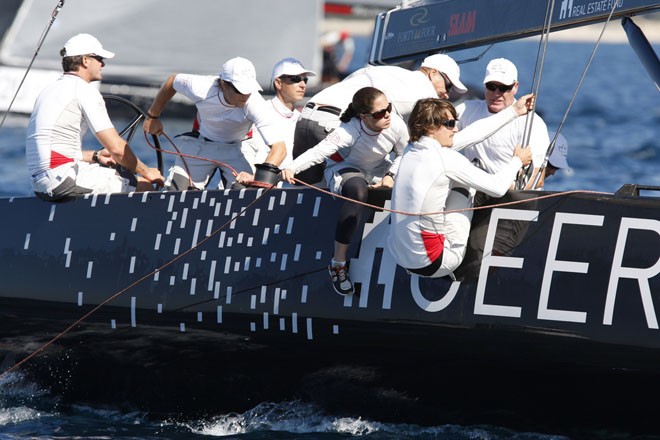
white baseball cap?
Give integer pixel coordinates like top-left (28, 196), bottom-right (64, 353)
top-left (271, 57), bottom-right (316, 83)
top-left (421, 54), bottom-right (467, 94)
top-left (62, 33), bottom-right (115, 58)
top-left (220, 57), bottom-right (262, 94)
top-left (483, 58), bottom-right (518, 85)
top-left (548, 132), bottom-right (569, 169)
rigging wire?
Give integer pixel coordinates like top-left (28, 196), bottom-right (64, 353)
top-left (530, 0), bottom-right (622, 189)
top-left (0, 0), bottom-right (65, 131)
top-left (522, 0), bottom-right (555, 148)
top-left (515, 0), bottom-right (555, 190)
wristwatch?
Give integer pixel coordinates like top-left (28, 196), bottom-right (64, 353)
top-left (384, 171), bottom-right (395, 179)
top-left (92, 150), bottom-right (101, 163)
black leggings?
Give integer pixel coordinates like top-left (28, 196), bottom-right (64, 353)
top-left (335, 176), bottom-right (369, 245)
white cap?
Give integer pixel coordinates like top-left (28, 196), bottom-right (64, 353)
top-left (548, 132), bottom-right (569, 169)
top-left (320, 30), bottom-right (342, 47)
top-left (220, 57), bottom-right (262, 94)
top-left (421, 54), bottom-right (467, 94)
top-left (62, 33), bottom-right (115, 58)
top-left (271, 57), bottom-right (316, 83)
top-left (483, 58), bottom-right (517, 85)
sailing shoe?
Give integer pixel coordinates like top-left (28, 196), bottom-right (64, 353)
top-left (328, 263), bottom-right (355, 296)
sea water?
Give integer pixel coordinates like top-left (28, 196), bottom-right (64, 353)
top-left (0, 39), bottom-right (658, 439)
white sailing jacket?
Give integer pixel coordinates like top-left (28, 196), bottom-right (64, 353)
top-left (388, 135), bottom-right (522, 270)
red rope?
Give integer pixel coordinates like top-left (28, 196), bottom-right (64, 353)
top-left (0, 183), bottom-right (277, 379)
top-left (142, 132), bottom-right (612, 218)
top-left (143, 131), bottom-right (241, 182)
top-left (291, 177), bottom-right (612, 216)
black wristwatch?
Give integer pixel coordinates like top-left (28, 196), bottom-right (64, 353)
top-left (384, 171), bottom-right (395, 179)
top-left (92, 150), bottom-right (101, 163)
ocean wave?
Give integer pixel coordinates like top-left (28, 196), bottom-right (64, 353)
top-left (187, 400), bottom-right (569, 439)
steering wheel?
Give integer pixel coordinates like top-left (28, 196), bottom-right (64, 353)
top-left (102, 94), bottom-right (164, 175)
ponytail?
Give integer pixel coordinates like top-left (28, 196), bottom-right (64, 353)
top-left (339, 86), bottom-right (386, 123)
top-left (339, 103), bottom-right (358, 123)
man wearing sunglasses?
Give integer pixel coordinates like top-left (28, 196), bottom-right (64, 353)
top-left (26, 34), bottom-right (164, 201)
top-left (292, 53), bottom-right (467, 185)
top-left (245, 58), bottom-right (316, 175)
top-left (456, 58), bottom-right (550, 190)
top-left (143, 57), bottom-right (287, 190)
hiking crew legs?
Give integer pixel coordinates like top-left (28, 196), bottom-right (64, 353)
top-left (165, 135), bottom-right (253, 190)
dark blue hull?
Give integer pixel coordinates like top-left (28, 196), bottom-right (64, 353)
top-left (1, 186), bottom-right (660, 435)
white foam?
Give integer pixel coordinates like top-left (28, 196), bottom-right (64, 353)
top-left (187, 400), bottom-right (570, 439)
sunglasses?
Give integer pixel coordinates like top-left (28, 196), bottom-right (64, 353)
top-left (440, 72), bottom-right (453, 92)
top-left (226, 81), bottom-right (248, 96)
top-left (439, 119), bottom-right (458, 129)
top-left (485, 82), bottom-right (514, 93)
top-left (87, 54), bottom-right (105, 66)
top-left (280, 75), bottom-right (308, 84)
top-left (367, 102), bottom-right (392, 120)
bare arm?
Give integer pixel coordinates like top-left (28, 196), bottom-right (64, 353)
top-left (262, 141), bottom-right (287, 167)
top-left (143, 74), bottom-right (178, 135)
top-left (82, 148), bottom-right (116, 167)
top-left (96, 128), bottom-right (164, 185)
top-left (235, 140), bottom-right (288, 185)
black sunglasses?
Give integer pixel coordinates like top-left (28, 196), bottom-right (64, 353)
top-left (439, 72), bottom-right (453, 92)
top-left (280, 75), bottom-right (308, 84)
top-left (367, 102), bottom-right (392, 120)
top-left (485, 82), bottom-right (514, 93)
top-left (226, 81), bottom-right (248, 96)
top-left (87, 54), bottom-right (105, 66)
top-left (439, 119), bottom-right (458, 129)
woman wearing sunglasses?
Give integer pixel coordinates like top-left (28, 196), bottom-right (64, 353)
top-left (281, 86), bottom-right (408, 296)
top-left (387, 98), bottom-right (533, 280)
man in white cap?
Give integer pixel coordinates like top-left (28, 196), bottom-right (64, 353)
top-left (244, 57), bottom-right (316, 172)
top-left (143, 57), bottom-right (286, 190)
top-left (544, 131), bottom-right (570, 178)
top-left (291, 53), bottom-right (468, 184)
top-left (456, 58), bottom-right (550, 189)
top-left (25, 33), bottom-right (164, 201)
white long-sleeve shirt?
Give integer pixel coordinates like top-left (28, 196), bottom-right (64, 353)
top-left (288, 113), bottom-right (409, 192)
top-left (456, 99), bottom-right (549, 173)
top-left (388, 135), bottom-right (522, 270)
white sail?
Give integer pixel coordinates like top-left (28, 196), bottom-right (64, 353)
top-left (0, 0), bottom-right (324, 111)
